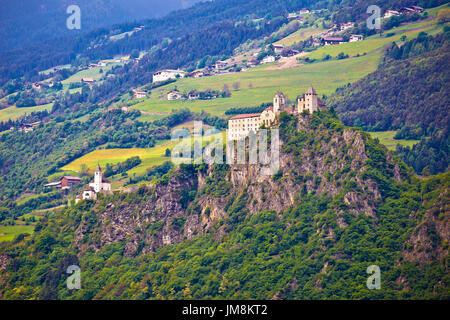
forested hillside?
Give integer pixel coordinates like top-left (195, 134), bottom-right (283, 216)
top-left (0, 0), bottom-right (316, 85)
top-left (329, 29), bottom-right (450, 174)
top-left (0, 0), bottom-right (204, 51)
top-left (0, 111), bottom-right (448, 299)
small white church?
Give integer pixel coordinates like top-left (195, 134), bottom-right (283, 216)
top-left (75, 164), bottom-right (112, 203)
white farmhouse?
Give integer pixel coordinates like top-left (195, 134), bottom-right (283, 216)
top-left (153, 69), bottom-right (186, 83)
top-left (262, 56), bottom-right (276, 64)
top-left (349, 34), bottom-right (364, 42)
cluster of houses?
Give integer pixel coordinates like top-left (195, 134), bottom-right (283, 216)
top-left (44, 164), bottom-right (112, 203)
top-left (16, 121), bottom-right (41, 133)
top-left (311, 6), bottom-right (424, 47)
top-left (383, 5), bottom-right (424, 19)
top-left (132, 89), bottom-right (147, 99)
top-left (32, 82), bottom-right (53, 91)
top-left (167, 89), bottom-right (219, 101)
top-left (228, 86), bottom-right (326, 140)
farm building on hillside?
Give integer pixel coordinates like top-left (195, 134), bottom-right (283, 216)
top-left (272, 44), bottom-right (284, 54)
top-left (188, 91), bottom-right (200, 100)
top-left (215, 60), bottom-right (228, 71)
top-left (81, 78), bottom-right (95, 84)
top-left (152, 69), bottom-right (186, 83)
top-left (322, 37), bottom-right (345, 45)
top-left (262, 56), bottom-right (276, 64)
top-left (401, 6), bottom-right (424, 14)
top-left (167, 90), bottom-right (182, 100)
top-left (384, 10), bottom-right (400, 18)
top-left (339, 22), bottom-right (355, 31)
top-left (44, 176), bottom-right (81, 189)
top-left (61, 176), bottom-right (81, 189)
top-left (132, 90), bottom-right (147, 99)
top-left (349, 34), bottom-right (364, 42)
top-left (190, 71), bottom-right (205, 78)
top-left (19, 121), bottom-right (41, 133)
top-left (247, 59), bottom-right (260, 67)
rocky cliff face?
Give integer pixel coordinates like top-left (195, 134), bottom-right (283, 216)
top-left (75, 112), bottom-right (404, 257)
top-left (402, 186), bottom-right (449, 265)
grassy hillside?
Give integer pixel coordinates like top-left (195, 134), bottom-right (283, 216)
top-left (128, 14), bottom-right (443, 119)
top-left (369, 131), bottom-right (420, 151)
top-left (0, 103), bottom-right (52, 122)
top-left (329, 27), bottom-right (450, 174)
top-left (131, 52), bottom-right (379, 117)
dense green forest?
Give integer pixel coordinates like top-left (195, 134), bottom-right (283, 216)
top-left (0, 112), bottom-right (447, 299)
top-left (0, 0), bottom-right (205, 51)
top-left (329, 29), bottom-right (450, 174)
top-left (0, 0), bottom-right (316, 86)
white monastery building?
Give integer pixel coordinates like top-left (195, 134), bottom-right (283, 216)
top-left (228, 86), bottom-right (325, 140)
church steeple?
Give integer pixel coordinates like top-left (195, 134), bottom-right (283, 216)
top-left (306, 85), bottom-right (317, 95)
top-left (273, 90), bottom-right (286, 113)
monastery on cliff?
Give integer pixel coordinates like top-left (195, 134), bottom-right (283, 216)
top-left (227, 86), bottom-right (325, 140)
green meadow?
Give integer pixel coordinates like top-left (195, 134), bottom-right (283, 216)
top-left (368, 131), bottom-right (420, 151)
top-left (275, 25), bottom-right (325, 46)
top-left (62, 62), bottom-right (123, 84)
top-left (128, 8), bottom-right (445, 120)
top-left (131, 51), bottom-right (379, 117)
top-left (61, 145), bottom-right (174, 173)
top-left (0, 103), bottom-right (53, 122)
top-left (0, 224), bottom-right (35, 243)
top-left (306, 20), bottom-right (441, 60)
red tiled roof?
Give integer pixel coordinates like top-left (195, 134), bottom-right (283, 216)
top-left (229, 113), bottom-right (261, 120)
top-left (264, 107), bottom-right (273, 111)
top-left (62, 176), bottom-right (81, 181)
top-left (323, 37), bottom-right (344, 41)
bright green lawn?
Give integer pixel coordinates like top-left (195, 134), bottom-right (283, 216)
top-left (60, 144), bottom-right (178, 174)
top-left (0, 103), bottom-right (53, 122)
top-left (0, 224), bottom-right (35, 242)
